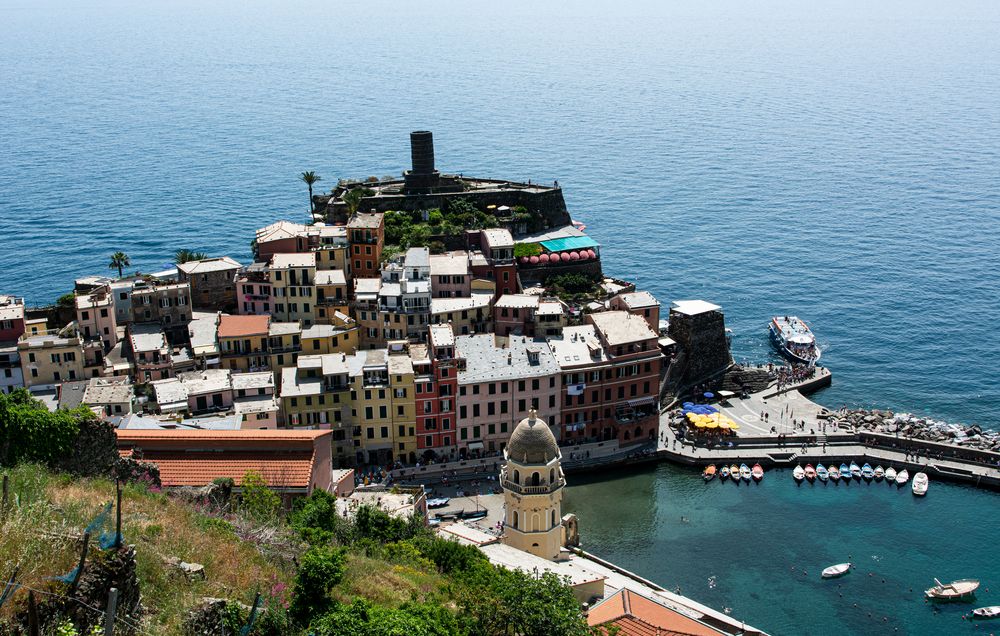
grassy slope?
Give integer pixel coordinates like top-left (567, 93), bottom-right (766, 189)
top-left (0, 465), bottom-right (295, 635)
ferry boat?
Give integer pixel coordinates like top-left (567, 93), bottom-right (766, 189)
top-left (769, 316), bottom-right (821, 366)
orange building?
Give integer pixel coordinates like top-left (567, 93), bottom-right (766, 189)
top-left (587, 588), bottom-right (729, 636)
top-left (348, 211), bottom-right (384, 279)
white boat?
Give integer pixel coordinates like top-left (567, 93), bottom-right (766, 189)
top-left (912, 472), bottom-right (929, 496)
top-left (972, 606), bottom-right (1000, 619)
top-left (874, 465), bottom-right (885, 480)
top-left (793, 465), bottom-right (805, 482)
top-left (769, 316), bottom-right (821, 366)
top-left (925, 578), bottom-right (979, 601)
top-left (895, 469), bottom-right (909, 486)
top-left (739, 464), bottom-right (752, 482)
top-left (821, 563), bottom-right (852, 579)
top-left (885, 466), bottom-right (897, 482)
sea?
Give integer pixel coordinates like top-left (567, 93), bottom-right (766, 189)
top-left (3, 1), bottom-right (999, 633)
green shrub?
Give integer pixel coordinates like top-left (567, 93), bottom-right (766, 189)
top-left (238, 470), bottom-right (280, 523)
top-left (289, 545), bottom-right (347, 624)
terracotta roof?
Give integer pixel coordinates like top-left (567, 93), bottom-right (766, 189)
top-left (137, 450), bottom-right (316, 488)
top-left (587, 589), bottom-right (726, 636)
top-left (217, 314), bottom-right (270, 338)
top-left (116, 429), bottom-right (329, 442)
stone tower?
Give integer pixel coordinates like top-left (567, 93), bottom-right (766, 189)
top-left (501, 409), bottom-right (566, 561)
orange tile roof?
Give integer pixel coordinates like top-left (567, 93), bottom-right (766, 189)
top-left (116, 429), bottom-right (330, 442)
top-left (137, 450), bottom-right (315, 488)
top-left (217, 314), bottom-right (270, 338)
top-left (587, 589), bottom-right (726, 636)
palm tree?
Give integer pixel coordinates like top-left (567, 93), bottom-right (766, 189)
top-left (300, 171), bottom-right (322, 212)
top-left (174, 249), bottom-right (208, 264)
top-left (108, 251), bottom-right (130, 278)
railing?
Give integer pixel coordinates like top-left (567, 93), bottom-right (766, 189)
top-left (502, 479), bottom-right (563, 495)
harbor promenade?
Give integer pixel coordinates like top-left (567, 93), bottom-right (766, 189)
top-left (658, 372), bottom-right (1000, 490)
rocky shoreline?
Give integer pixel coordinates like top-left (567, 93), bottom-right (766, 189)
top-left (830, 408), bottom-right (1000, 453)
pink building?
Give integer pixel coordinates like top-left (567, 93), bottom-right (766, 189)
top-left (454, 333), bottom-right (561, 456)
top-left (235, 263), bottom-right (274, 315)
top-left (0, 296), bottom-right (26, 343)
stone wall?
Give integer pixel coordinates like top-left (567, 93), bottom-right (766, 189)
top-left (667, 310), bottom-right (732, 388)
top-left (517, 260), bottom-right (603, 287)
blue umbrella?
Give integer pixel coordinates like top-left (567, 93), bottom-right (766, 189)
top-left (704, 392), bottom-right (715, 399)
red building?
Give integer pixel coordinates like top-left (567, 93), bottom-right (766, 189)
top-left (0, 296), bottom-right (26, 344)
top-left (551, 311), bottom-right (662, 445)
top-left (412, 324), bottom-right (461, 460)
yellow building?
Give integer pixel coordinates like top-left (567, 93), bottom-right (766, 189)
top-left (429, 291), bottom-right (494, 336)
top-left (346, 349), bottom-right (395, 466)
top-left (279, 352), bottom-right (353, 464)
top-left (315, 269), bottom-right (350, 321)
top-left (269, 252), bottom-right (317, 326)
top-left (388, 347), bottom-right (418, 464)
top-left (217, 314), bottom-right (270, 372)
top-left (19, 333), bottom-right (85, 388)
top-left (267, 321), bottom-right (302, 372)
top-left (301, 322), bottom-right (359, 357)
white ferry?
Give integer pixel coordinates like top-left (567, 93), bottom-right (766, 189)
top-left (769, 316), bottom-right (821, 366)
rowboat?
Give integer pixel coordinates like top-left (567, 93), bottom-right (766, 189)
top-left (804, 464), bottom-right (817, 481)
top-left (874, 465), bottom-right (885, 480)
top-left (925, 578), bottom-right (979, 601)
top-left (792, 465), bottom-right (805, 482)
top-left (821, 563), bottom-right (852, 579)
top-left (720, 465), bottom-right (730, 480)
top-left (849, 462), bottom-right (861, 479)
top-left (703, 464), bottom-right (717, 482)
top-left (829, 465), bottom-right (841, 481)
top-left (885, 466), bottom-right (897, 482)
top-left (739, 464), bottom-right (752, 482)
top-left (751, 463), bottom-right (764, 481)
top-left (861, 463), bottom-right (874, 480)
top-left (839, 463), bottom-right (850, 483)
top-left (972, 606), bottom-right (1000, 619)
top-left (912, 472), bottom-right (929, 496)
top-left (730, 464), bottom-right (740, 482)
top-left (896, 469), bottom-right (909, 486)
top-left (816, 464), bottom-right (828, 482)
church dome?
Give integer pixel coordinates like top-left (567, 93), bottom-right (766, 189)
top-left (506, 411), bottom-right (560, 464)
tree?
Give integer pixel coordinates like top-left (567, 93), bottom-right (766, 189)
top-left (108, 251), bottom-right (130, 278)
top-left (342, 187), bottom-right (374, 216)
top-left (289, 545), bottom-right (347, 624)
top-left (174, 249), bottom-right (207, 264)
top-left (300, 171), bottom-right (322, 212)
top-left (239, 470), bottom-right (281, 523)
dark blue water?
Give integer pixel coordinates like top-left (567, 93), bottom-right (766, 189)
top-left (566, 462), bottom-right (1000, 636)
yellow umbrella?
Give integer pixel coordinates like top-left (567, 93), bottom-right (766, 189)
top-left (718, 421), bottom-right (732, 429)
top-left (702, 420), bottom-right (718, 429)
top-left (729, 423), bottom-right (741, 430)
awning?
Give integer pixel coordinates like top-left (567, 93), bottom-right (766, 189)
top-left (627, 396), bottom-right (657, 407)
top-left (540, 235), bottom-right (600, 253)
top-left (467, 441), bottom-right (485, 451)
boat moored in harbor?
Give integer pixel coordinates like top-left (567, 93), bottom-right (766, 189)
top-left (829, 465), bottom-right (841, 481)
top-left (804, 464), bottom-right (817, 481)
top-left (720, 465), bottom-right (730, 480)
top-left (703, 464), bottom-right (717, 482)
top-left (822, 563), bottom-right (852, 579)
top-left (885, 466), bottom-right (897, 482)
top-left (850, 462), bottom-right (862, 479)
top-left (817, 464), bottom-right (828, 482)
top-left (912, 472), bottom-right (929, 496)
top-left (793, 465), bottom-right (805, 482)
top-left (896, 469), bottom-right (909, 486)
top-left (751, 463), bottom-right (764, 481)
top-left (972, 606), bottom-right (1000, 619)
top-left (769, 316), bottom-right (821, 365)
top-left (874, 465), bottom-right (885, 480)
top-left (730, 464), bottom-right (740, 482)
top-left (925, 578), bottom-right (979, 602)
top-left (739, 464), bottom-right (752, 482)
top-left (840, 463), bottom-right (851, 482)
top-left (861, 463), bottom-right (874, 480)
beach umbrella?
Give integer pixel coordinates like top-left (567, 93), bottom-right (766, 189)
top-left (560, 252), bottom-right (572, 262)
top-left (529, 255), bottom-right (539, 264)
top-left (704, 392), bottom-right (715, 399)
top-left (520, 256), bottom-right (529, 264)
top-left (539, 253), bottom-right (550, 263)
top-left (729, 423), bottom-right (741, 430)
top-left (703, 421), bottom-right (718, 429)
top-left (569, 251), bottom-right (580, 260)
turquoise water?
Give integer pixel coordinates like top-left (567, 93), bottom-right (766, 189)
top-left (565, 463), bottom-right (1000, 636)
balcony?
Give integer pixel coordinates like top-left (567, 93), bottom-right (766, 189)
top-left (501, 479), bottom-right (564, 495)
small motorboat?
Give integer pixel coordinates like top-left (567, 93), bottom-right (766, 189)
top-left (730, 464), bottom-right (740, 482)
top-left (874, 465), bottom-right (885, 480)
top-left (885, 466), bottom-right (897, 482)
top-left (861, 463), bottom-right (874, 480)
top-left (739, 464), bottom-right (752, 482)
top-left (972, 606), bottom-right (1000, 619)
top-left (850, 462), bottom-right (862, 479)
top-left (792, 465), bottom-right (805, 482)
top-left (804, 464), bottom-right (817, 481)
top-left (703, 464), bottom-right (717, 482)
top-left (751, 463), bottom-right (764, 481)
top-left (821, 563), bottom-right (852, 579)
top-left (896, 469), bottom-right (909, 486)
top-left (912, 472), bottom-right (929, 496)
top-left (720, 465), bottom-right (731, 480)
top-left (829, 465), bottom-right (841, 481)
top-left (925, 578), bottom-right (979, 602)
top-left (816, 464), bottom-right (828, 482)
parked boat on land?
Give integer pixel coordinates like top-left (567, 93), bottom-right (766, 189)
top-left (769, 315), bottom-right (821, 366)
top-left (751, 463), bottom-right (764, 481)
top-left (816, 464), bottom-right (828, 482)
top-left (912, 472), bottom-right (929, 496)
top-left (896, 469), bottom-right (909, 486)
top-left (874, 465), bottom-right (885, 480)
top-left (850, 462), bottom-right (862, 479)
top-left (821, 563), bottom-right (852, 579)
top-left (972, 606), bottom-right (1000, 619)
top-left (925, 578), bottom-right (979, 602)
top-left (885, 466), bottom-right (897, 482)
top-left (720, 465), bottom-right (730, 480)
top-left (703, 464), bottom-right (717, 482)
top-left (804, 464), bottom-right (817, 481)
top-left (861, 463), bottom-right (874, 480)
top-left (739, 464), bottom-right (752, 482)
top-left (829, 465), bottom-right (841, 481)
top-left (793, 465), bottom-right (805, 482)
